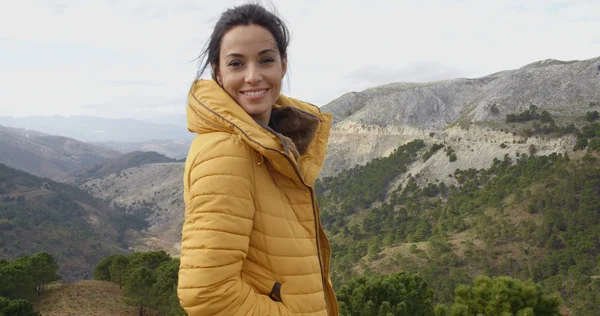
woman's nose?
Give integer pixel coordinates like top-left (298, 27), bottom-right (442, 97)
top-left (245, 64), bottom-right (262, 84)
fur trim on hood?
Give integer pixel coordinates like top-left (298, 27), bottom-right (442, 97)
top-left (268, 106), bottom-right (320, 161)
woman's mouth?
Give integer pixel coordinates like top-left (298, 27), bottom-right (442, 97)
top-left (241, 89), bottom-right (268, 98)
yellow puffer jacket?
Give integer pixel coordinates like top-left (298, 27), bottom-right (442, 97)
top-left (178, 80), bottom-right (339, 316)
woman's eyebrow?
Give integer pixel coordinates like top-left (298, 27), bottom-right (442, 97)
top-left (225, 52), bottom-right (244, 58)
top-left (258, 48), bottom-right (276, 55)
top-left (225, 49), bottom-right (276, 58)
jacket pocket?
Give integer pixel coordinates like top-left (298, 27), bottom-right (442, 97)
top-left (269, 281), bottom-right (282, 302)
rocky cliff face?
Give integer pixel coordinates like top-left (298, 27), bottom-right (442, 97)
top-left (321, 56), bottom-right (600, 178)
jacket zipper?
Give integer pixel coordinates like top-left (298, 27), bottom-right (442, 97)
top-left (254, 117), bottom-right (329, 314)
top-left (189, 93), bottom-right (329, 313)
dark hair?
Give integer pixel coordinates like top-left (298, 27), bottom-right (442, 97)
top-left (197, 3), bottom-right (290, 80)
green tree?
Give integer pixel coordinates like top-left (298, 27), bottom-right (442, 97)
top-left (0, 262), bottom-right (36, 301)
top-left (539, 110), bottom-right (553, 123)
top-left (109, 255), bottom-right (129, 289)
top-left (93, 254), bottom-right (117, 281)
top-left (585, 110), bottom-right (599, 122)
top-left (16, 252), bottom-right (61, 295)
top-left (150, 259), bottom-right (185, 315)
top-left (336, 272), bottom-right (434, 316)
top-left (124, 266), bottom-right (157, 316)
top-left (0, 297), bottom-right (40, 316)
top-left (126, 251), bottom-right (170, 272)
top-left (574, 137), bottom-right (588, 150)
top-left (448, 275), bottom-right (561, 316)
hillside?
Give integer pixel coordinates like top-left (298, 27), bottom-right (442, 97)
top-left (0, 125), bottom-right (121, 181)
top-left (34, 280), bottom-right (156, 316)
top-left (316, 133), bottom-right (600, 314)
top-left (0, 164), bottom-right (134, 281)
top-left (81, 163), bottom-right (185, 256)
top-left (61, 151), bottom-right (177, 184)
top-left (96, 139), bottom-right (192, 160)
top-left (322, 56), bottom-right (600, 177)
top-left (72, 58), bottom-right (600, 269)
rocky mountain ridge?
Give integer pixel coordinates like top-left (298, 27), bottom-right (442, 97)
top-left (322, 56), bottom-right (600, 177)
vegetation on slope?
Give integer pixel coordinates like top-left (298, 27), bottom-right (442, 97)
top-left (316, 140), bottom-right (425, 220)
top-left (1, 252), bottom-right (61, 316)
top-left (65, 151), bottom-right (177, 184)
top-left (93, 251), bottom-right (183, 316)
top-left (0, 164), bottom-right (139, 281)
top-left (317, 136), bottom-right (600, 314)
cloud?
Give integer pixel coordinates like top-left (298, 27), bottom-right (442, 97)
top-left (344, 62), bottom-right (466, 91)
top-left (0, 0), bottom-right (599, 117)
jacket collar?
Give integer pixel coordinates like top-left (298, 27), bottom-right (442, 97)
top-left (186, 79), bottom-right (331, 187)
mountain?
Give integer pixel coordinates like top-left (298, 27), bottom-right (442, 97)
top-left (76, 56), bottom-right (600, 261)
top-left (0, 115), bottom-right (193, 143)
top-left (315, 140), bottom-right (600, 313)
top-left (80, 162), bottom-right (185, 256)
top-left (321, 56), bottom-right (600, 177)
top-left (96, 139), bottom-right (192, 160)
top-left (0, 125), bottom-right (121, 181)
top-left (0, 164), bottom-right (134, 281)
top-left (61, 151), bottom-right (178, 184)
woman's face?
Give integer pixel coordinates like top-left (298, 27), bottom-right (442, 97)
top-left (215, 24), bottom-right (287, 124)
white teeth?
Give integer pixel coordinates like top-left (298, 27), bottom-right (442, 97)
top-left (242, 90), bottom-right (267, 97)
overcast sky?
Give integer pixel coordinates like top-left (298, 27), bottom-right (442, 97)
top-left (1, 0), bottom-right (599, 120)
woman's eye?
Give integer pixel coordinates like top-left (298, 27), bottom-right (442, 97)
top-left (228, 60), bottom-right (243, 67)
top-left (260, 57), bottom-right (275, 64)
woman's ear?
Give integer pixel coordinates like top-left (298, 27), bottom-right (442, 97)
top-left (282, 56), bottom-right (287, 78)
top-left (212, 64), bottom-right (222, 85)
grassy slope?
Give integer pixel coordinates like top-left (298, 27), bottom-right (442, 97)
top-left (34, 280), bottom-right (158, 316)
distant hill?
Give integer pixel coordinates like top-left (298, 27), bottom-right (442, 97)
top-left (81, 163), bottom-right (185, 256)
top-left (34, 280), bottom-right (156, 316)
top-left (0, 115), bottom-right (193, 143)
top-left (0, 125), bottom-right (121, 181)
top-left (61, 151), bottom-right (177, 184)
top-left (97, 139), bottom-right (192, 160)
top-left (0, 164), bottom-right (135, 281)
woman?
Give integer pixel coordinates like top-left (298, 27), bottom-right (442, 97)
top-left (177, 3), bottom-right (339, 316)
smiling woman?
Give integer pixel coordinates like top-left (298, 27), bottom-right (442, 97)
top-left (215, 24), bottom-right (287, 124)
top-left (177, 3), bottom-right (339, 316)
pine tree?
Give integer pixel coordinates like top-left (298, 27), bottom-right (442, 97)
top-left (93, 254), bottom-right (117, 281)
top-left (16, 252), bottom-right (61, 295)
top-left (0, 262), bottom-right (36, 301)
top-left (124, 266), bottom-right (157, 316)
top-left (0, 297), bottom-right (40, 316)
top-left (448, 275), bottom-right (561, 316)
top-left (336, 272), bottom-right (434, 316)
top-left (150, 259), bottom-right (185, 315)
top-left (109, 255), bottom-right (128, 289)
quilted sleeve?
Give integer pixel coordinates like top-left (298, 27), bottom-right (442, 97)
top-left (178, 134), bottom-right (294, 316)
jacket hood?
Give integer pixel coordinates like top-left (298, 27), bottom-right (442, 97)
top-left (186, 79), bottom-right (332, 187)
